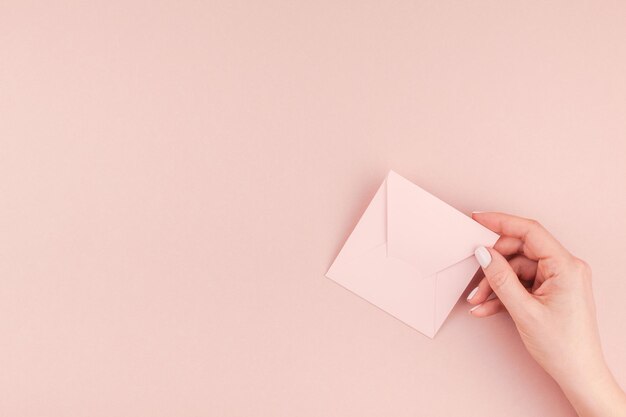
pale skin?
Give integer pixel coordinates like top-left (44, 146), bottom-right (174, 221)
top-left (467, 212), bottom-right (626, 417)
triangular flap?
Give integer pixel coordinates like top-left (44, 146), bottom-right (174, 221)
top-left (386, 171), bottom-right (499, 277)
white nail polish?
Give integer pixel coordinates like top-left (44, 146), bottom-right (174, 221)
top-left (474, 246), bottom-right (492, 268)
top-left (466, 287), bottom-right (478, 301)
top-left (470, 304), bottom-right (482, 313)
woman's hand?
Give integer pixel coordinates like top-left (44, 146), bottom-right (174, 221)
top-left (466, 212), bottom-right (626, 417)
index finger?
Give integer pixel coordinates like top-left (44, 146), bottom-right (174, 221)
top-left (472, 212), bottom-right (569, 260)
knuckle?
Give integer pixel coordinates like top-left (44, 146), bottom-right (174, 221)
top-left (539, 257), bottom-right (562, 279)
top-left (572, 257), bottom-right (592, 280)
top-left (528, 219), bottom-right (543, 232)
top-left (489, 269), bottom-right (512, 290)
top-left (523, 219), bottom-right (544, 238)
top-left (527, 218), bottom-right (540, 228)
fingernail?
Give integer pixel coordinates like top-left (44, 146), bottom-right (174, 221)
top-left (474, 246), bottom-right (492, 268)
top-left (466, 287), bottom-right (478, 301)
top-left (470, 304), bottom-right (482, 313)
top-left (471, 211), bottom-right (485, 214)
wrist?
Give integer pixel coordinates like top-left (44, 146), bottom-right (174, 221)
top-left (557, 360), bottom-right (626, 417)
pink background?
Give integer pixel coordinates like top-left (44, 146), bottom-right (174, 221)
top-left (1, 1), bottom-right (625, 416)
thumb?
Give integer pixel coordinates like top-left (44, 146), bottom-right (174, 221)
top-left (474, 246), bottom-right (533, 319)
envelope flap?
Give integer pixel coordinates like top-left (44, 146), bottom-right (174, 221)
top-left (386, 171), bottom-right (499, 277)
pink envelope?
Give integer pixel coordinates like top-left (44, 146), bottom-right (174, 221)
top-left (326, 171), bottom-right (500, 338)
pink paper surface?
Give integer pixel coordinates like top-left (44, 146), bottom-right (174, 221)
top-left (1, 1), bottom-right (626, 416)
top-left (327, 171), bottom-right (499, 337)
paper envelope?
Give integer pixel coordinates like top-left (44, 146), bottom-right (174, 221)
top-left (326, 171), bottom-right (499, 338)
